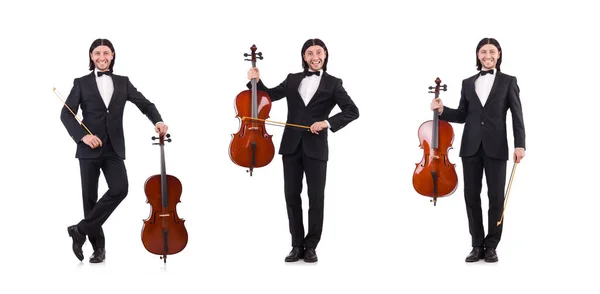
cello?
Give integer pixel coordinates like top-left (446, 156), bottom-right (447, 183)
top-left (229, 44), bottom-right (275, 176)
top-left (413, 78), bottom-right (458, 205)
top-left (142, 133), bottom-right (188, 263)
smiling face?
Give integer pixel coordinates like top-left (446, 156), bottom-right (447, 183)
top-left (90, 45), bottom-right (114, 72)
top-left (477, 44), bottom-right (500, 71)
top-left (303, 45), bottom-right (326, 71)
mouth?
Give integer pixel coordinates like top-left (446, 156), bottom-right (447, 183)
top-left (311, 60), bottom-right (321, 66)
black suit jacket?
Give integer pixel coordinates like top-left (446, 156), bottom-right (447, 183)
top-left (61, 71), bottom-right (163, 159)
top-left (248, 71), bottom-right (359, 161)
top-left (439, 71), bottom-right (526, 160)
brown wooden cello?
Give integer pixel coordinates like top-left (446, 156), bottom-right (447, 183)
top-left (142, 133), bottom-right (188, 263)
top-left (413, 78), bottom-right (458, 205)
top-left (229, 44), bottom-right (275, 176)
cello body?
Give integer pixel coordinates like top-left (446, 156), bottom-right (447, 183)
top-left (412, 78), bottom-right (458, 205)
top-left (229, 44), bottom-right (275, 176)
top-left (141, 134), bottom-right (188, 262)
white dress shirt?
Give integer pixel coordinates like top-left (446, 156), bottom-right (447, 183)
top-left (474, 69), bottom-right (496, 106)
top-left (298, 69), bottom-right (330, 128)
top-left (94, 68), bottom-right (114, 108)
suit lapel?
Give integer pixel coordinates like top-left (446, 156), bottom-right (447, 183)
top-left (483, 72), bottom-right (504, 108)
top-left (85, 72), bottom-right (107, 110)
top-left (309, 73), bottom-right (327, 107)
top-left (468, 74), bottom-right (483, 108)
top-left (107, 75), bottom-right (120, 110)
top-left (305, 72), bottom-right (328, 108)
top-left (291, 73), bottom-right (306, 106)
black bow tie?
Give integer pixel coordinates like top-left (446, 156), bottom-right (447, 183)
top-left (97, 71), bottom-right (111, 77)
top-left (480, 69), bottom-right (494, 76)
top-left (305, 71), bottom-right (320, 77)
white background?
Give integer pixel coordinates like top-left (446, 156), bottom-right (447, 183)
top-left (1, 0), bottom-right (597, 293)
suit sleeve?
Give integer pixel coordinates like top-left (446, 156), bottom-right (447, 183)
top-left (246, 75), bottom-right (289, 102)
top-left (327, 79), bottom-right (359, 133)
top-left (60, 78), bottom-right (88, 143)
top-left (439, 80), bottom-right (468, 123)
top-left (508, 77), bottom-right (526, 149)
top-left (126, 77), bottom-right (164, 125)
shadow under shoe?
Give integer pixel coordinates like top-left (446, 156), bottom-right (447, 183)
top-left (285, 247), bottom-right (305, 262)
top-left (304, 248), bottom-right (318, 263)
top-left (465, 247), bottom-right (485, 262)
top-left (484, 248), bottom-right (498, 262)
top-left (67, 225), bottom-right (86, 261)
top-left (89, 248), bottom-right (106, 263)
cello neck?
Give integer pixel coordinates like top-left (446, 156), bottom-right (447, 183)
top-left (159, 136), bottom-right (168, 208)
top-left (245, 44), bottom-right (262, 120)
top-left (251, 59), bottom-right (258, 119)
top-left (429, 77), bottom-right (447, 149)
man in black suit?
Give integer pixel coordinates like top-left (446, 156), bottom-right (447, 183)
top-left (61, 38), bottom-right (168, 263)
top-left (247, 38), bottom-right (359, 262)
top-left (431, 38), bottom-right (526, 263)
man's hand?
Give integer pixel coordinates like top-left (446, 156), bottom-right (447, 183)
top-left (514, 147), bottom-right (525, 163)
top-left (82, 134), bottom-right (103, 149)
top-left (431, 98), bottom-right (443, 114)
top-left (155, 122), bottom-right (168, 138)
top-left (309, 121), bottom-right (329, 135)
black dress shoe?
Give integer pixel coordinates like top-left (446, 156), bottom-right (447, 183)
top-left (285, 247), bottom-right (305, 262)
top-left (90, 248), bottom-right (106, 263)
top-left (67, 225), bottom-right (86, 261)
top-left (465, 247), bottom-right (485, 262)
top-left (304, 248), bottom-right (318, 263)
top-left (484, 248), bottom-right (498, 262)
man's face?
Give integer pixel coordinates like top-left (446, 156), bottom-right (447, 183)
top-left (90, 45), bottom-right (114, 71)
top-left (478, 44), bottom-right (500, 70)
top-left (304, 45), bottom-right (326, 71)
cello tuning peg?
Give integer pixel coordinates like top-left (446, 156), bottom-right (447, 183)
top-left (151, 136), bottom-right (158, 140)
top-left (244, 53), bottom-right (250, 57)
top-left (166, 138), bottom-right (172, 142)
top-left (166, 133), bottom-right (171, 138)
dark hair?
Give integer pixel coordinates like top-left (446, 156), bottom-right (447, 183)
top-left (88, 38), bottom-right (115, 72)
top-left (476, 37), bottom-right (502, 72)
top-left (301, 38), bottom-right (328, 72)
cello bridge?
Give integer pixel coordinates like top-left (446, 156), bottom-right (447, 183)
top-left (248, 127), bottom-right (259, 130)
top-left (159, 214), bottom-right (171, 217)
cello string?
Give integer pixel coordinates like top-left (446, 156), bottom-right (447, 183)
top-left (53, 87), bottom-right (93, 135)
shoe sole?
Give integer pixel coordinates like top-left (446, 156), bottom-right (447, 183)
top-left (285, 257), bottom-right (304, 262)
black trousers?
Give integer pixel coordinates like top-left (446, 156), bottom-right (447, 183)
top-left (282, 143), bottom-right (327, 249)
top-left (461, 143), bottom-right (507, 249)
top-left (76, 139), bottom-right (128, 250)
